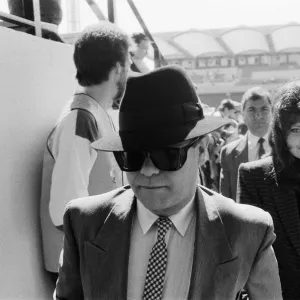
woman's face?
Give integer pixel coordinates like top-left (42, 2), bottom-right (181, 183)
top-left (287, 122), bottom-right (300, 159)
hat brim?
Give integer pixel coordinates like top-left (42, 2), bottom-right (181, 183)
top-left (92, 116), bottom-right (231, 151)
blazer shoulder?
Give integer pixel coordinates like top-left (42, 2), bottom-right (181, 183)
top-left (68, 186), bottom-right (129, 211)
top-left (202, 188), bottom-right (274, 255)
top-left (239, 155), bottom-right (273, 174)
top-left (212, 191), bottom-right (271, 229)
top-left (221, 136), bottom-right (245, 154)
top-left (62, 186), bottom-right (134, 242)
top-left (65, 186), bottom-right (132, 227)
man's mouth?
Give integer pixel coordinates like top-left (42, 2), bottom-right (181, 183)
top-left (140, 186), bottom-right (164, 189)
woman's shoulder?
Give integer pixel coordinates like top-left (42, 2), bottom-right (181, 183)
top-left (238, 157), bottom-right (276, 191)
top-left (239, 156), bottom-right (274, 175)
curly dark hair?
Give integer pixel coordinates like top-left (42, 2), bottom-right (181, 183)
top-left (131, 32), bottom-right (149, 45)
top-left (269, 81), bottom-right (300, 178)
top-left (217, 99), bottom-right (236, 112)
top-left (74, 22), bottom-right (129, 87)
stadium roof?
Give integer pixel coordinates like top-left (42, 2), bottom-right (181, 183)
top-left (172, 30), bottom-right (227, 57)
top-left (152, 23), bottom-right (300, 59)
top-left (271, 24), bottom-right (300, 53)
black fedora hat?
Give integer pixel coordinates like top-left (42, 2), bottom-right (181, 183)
top-left (92, 65), bottom-right (230, 151)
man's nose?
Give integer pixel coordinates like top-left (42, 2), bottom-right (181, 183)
top-left (254, 111), bottom-right (263, 119)
top-left (140, 156), bottom-right (160, 177)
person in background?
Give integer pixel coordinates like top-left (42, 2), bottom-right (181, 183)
top-left (54, 65), bottom-right (281, 300)
top-left (217, 98), bottom-right (242, 122)
top-left (199, 131), bottom-right (223, 191)
top-left (238, 121), bottom-right (248, 136)
top-left (200, 102), bottom-right (239, 192)
top-left (220, 119), bottom-right (240, 145)
top-left (40, 21), bottom-right (130, 282)
top-left (130, 32), bottom-right (151, 74)
top-left (220, 87), bottom-right (272, 200)
top-left (237, 81), bottom-right (300, 299)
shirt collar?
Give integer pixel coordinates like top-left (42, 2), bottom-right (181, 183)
top-left (248, 131), bottom-right (269, 145)
top-left (136, 198), bottom-right (195, 237)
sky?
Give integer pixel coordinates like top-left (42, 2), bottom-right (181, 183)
top-left (1, 0), bottom-right (300, 34)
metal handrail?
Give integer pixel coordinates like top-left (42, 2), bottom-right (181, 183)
top-left (33, 0), bottom-right (42, 36)
top-left (85, 0), bottom-right (107, 21)
top-left (1, 0), bottom-right (166, 67)
top-left (126, 0), bottom-right (167, 68)
top-left (0, 11), bottom-right (57, 32)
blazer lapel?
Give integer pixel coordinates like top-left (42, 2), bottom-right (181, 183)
top-left (235, 134), bottom-right (248, 165)
top-left (188, 187), bottom-right (238, 299)
top-left (84, 189), bottom-right (136, 299)
top-left (268, 166), bottom-right (300, 257)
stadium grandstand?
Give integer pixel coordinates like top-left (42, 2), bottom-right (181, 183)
top-left (62, 22), bottom-right (300, 107)
top-left (152, 23), bottom-right (300, 106)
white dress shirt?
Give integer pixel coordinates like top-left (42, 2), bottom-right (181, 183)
top-left (131, 57), bottom-right (152, 74)
top-left (248, 131), bottom-right (270, 162)
top-left (127, 198), bottom-right (196, 300)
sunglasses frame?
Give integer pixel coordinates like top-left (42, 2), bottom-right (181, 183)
top-left (113, 138), bottom-right (199, 172)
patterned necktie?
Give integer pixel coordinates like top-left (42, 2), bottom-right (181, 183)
top-left (257, 137), bottom-right (265, 159)
top-left (142, 217), bottom-right (172, 300)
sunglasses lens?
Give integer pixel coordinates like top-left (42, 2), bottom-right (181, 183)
top-left (114, 151), bottom-right (145, 171)
top-left (151, 148), bottom-right (181, 171)
top-left (113, 138), bottom-right (197, 172)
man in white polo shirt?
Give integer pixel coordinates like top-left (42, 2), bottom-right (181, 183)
top-left (40, 21), bottom-right (130, 279)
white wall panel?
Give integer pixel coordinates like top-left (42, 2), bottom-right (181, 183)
top-left (0, 27), bottom-right (76, 299)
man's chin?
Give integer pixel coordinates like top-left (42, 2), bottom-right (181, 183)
top-left (138, 186), bottom-right (167, 197)
top-left (252, 127), bottom-right (269, 136)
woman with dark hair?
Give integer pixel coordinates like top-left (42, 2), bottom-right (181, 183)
top-left (237, 81), bottom-right (300, 299)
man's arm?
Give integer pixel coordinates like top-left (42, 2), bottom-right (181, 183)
top-left (220, 146), bottom-right (232, 198)
top-left (49, 111), bottom-right (98, 228)
top-left (244, 213), bottom-right (282, 300)
top-left (54, 204), bottom-right (84, 300)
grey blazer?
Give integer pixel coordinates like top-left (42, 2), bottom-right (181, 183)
top-left (220, 134), bottom-right (248, 200)
top-left (54, 185), bottom-right (282, 300)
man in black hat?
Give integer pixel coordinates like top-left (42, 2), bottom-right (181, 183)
top-left (54, 65), bottom-right (282, 300)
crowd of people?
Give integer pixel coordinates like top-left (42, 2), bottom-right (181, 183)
top-left (39, 21), bottom-right (300, 300)
top-left (198, 88), bottom-right (272, 201)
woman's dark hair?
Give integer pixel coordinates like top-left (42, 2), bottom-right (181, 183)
top-left (269, 82), bottom-right (300, 176)
top-left (74, 22), bottom-right (129, 87)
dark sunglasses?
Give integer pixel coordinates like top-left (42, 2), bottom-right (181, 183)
top-left (113, 138), bottom-right (199, 172)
